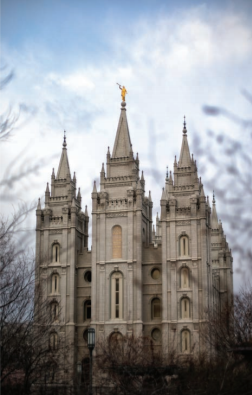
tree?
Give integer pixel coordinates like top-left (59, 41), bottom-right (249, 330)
top-left (0, 212), bottom-right (72, 395)
top-left (192, 93), bottom-right (252, 279)
top-left (95, 334), bottom-right (178, 395)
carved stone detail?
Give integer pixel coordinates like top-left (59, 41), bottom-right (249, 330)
top-left (107, 213), bottom-right (127, 218)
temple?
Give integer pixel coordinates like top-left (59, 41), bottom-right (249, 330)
top-left (35, 100), bottom-right (233, 383)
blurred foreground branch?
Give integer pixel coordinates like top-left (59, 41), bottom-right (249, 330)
top-left (193, 93), bottom-right (252, 279)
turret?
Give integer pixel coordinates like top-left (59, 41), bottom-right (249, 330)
top-left (45, 183), bottom-right (50, 206)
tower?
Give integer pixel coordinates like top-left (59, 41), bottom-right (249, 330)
top-left (35, 134), bottom-right (89, 382)
top-left (91, 101), bottom-right (153, 340)
top-left (157, 119), bottom-right (213, 354)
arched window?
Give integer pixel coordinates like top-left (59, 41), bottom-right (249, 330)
top-left (50, 332), bottom-right (58, 351)
top-left (51, 274), bottom-right (59, 294)
top-left (52, 244), bottom-right (60, 262)
top-left (112, 226), bottom-right (122, 259)
top-left (181, 267), bottom-right (189, 288)
top-left (111, 272), bottom-right (123, 319)
top-left (180, 236), bottom-right (189, 256)
top-left (181, 330), bottom-right (190, 353)
top-left (181, 298), bottom-right (190, 319)
top-left (51, 302), bottom-right (59, 321)
top-left (151, 298), bottom-right (161, 320)
top-left (84, 300), bottom-right (91, 321)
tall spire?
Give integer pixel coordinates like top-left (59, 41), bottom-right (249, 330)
top-left (211, 191), bottom-right (219, 229)
top-left (57, 131), bottom-right (71, 179)
top-left (112, 102), bottom-right (132, 158)
top-left (178, 116), bottom-right (191, 167)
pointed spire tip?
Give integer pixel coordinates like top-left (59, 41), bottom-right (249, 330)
top-left (183, 116), bottom-right (187, 134)
top-left (63, 130), bottom-right (67, 147)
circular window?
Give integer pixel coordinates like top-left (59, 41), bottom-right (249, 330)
top-left (83, 329), bottom-right (88, 342)
top-left (151, 328), bottom-right (161, 341)
top-left (84, 271), bottom-right (92, 282)
top-left (151, 268), bottom-right (160, 280)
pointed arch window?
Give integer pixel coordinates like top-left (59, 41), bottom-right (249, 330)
top-left (181, 267), bottom-right (189, 288)
top-left (52, 243), bottom-right (60, 262)
top-left (180, 236), bottom-right (189, 256)
top-left (112, 226), bottom-right (122, 259)
top-left (151, 298), bottom-right (161, 320)
top-left (181, 297), bottom-right (190, 319)
top-left (181, 330), bottom-right (190, 353)
top-left (51, 273), bottom-right (59, 294)
top-left (111, 272), bottom-right (123, 319)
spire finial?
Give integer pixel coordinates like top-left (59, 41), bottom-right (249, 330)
top-left (63, 130), bottom-right (67, 147)
top-left (213, 190), bottom-right (215, 204)
top-left (183, 116), bottom-right (187, 134)
top-left (166, 166), bottom-right (169, 179)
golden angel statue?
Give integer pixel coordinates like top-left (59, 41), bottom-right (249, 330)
top-left (117, 83), bottom-right (128, 102)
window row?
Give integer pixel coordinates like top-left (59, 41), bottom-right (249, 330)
top-left (151, 266), bottom-right (190, 288)
top-left (83, 329), bottom-right (192, 355)
top-left (50, 271), bottom-right (91, 295)
top-left (150, 297), bottom-right (191, 320)
top-left (150, 328), bottom-right (191, 353)
top-left (82, 296), bottom-right (191, 322)
top-left (49, 231), bottom-right (189, 265)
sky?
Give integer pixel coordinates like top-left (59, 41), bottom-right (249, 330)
top-left (1, 0), bottom-right (252, 292)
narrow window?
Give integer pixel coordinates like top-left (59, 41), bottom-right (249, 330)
top-left (181, 330), bottom-right (190, 353)
top-left (181, 268), bottom-right (189, 288)
top-left (52, 244), bottom-right (60, 262)
top-left (50, 333), bottom-right (58, 351)
top-left (181, 298), bottom-right (190, 319)
top-left (180, 236), bottom-right (189, 256)
top-left (111, 272), bottom-right (123, 319)
top-left (112, 226), bottom-right (122, 259)
top-left (51, 302), bottom-right (59, 321)
top-left (52, 274), bottom-right (59, 294)
top-left (151, 298), bottom-right (161, 320)
top-left (84, 300), bottom-right (91, 321)
top-left (115, 279), bottom-right (119, 318)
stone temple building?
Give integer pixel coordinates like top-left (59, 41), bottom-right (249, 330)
top-left (35, 100), bottom-right (233, 377)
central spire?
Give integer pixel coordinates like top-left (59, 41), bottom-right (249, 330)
top-left (178, 116), bottom-right (191, 167)
top-left (112, 102), bottom-right (132, 158)
top-left (56, 131), bottom-right (71, 179)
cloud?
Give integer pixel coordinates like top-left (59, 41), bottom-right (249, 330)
top-left (46, 72), bottom-right (96, 94)
top-left (0, 4), bottom-right (251, 292)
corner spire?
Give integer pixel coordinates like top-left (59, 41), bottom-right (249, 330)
top-left (37, 198), bottom-right (41, 210)
top-left (112, 102), bottom-right (132, 158)
top-left (57, 131), bottom-right (71, 179)
top-left (178, 117), bottom-right (191, 167)
top-left (211, 190), bottom-right (219, 229)
top-left (93, 180), bottom-right (97, 193)
top-left (85, 205), bottom-right (88, 216)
